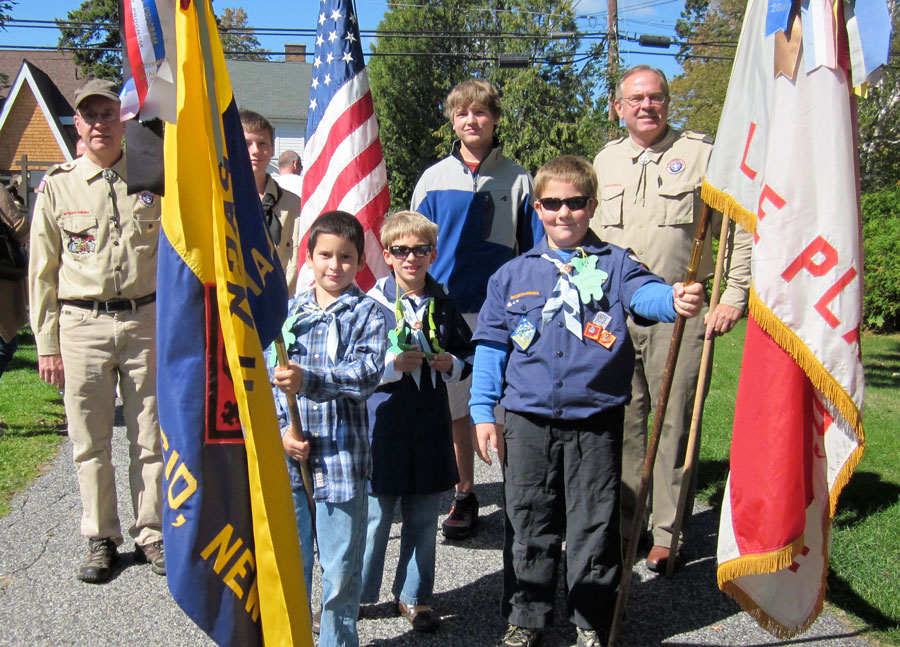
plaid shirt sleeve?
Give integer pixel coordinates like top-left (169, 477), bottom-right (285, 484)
top-left (300, 299), bottom-right (386, 403)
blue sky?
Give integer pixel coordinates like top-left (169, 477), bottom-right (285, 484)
top-left (6, 0), bottom-right (686, 78)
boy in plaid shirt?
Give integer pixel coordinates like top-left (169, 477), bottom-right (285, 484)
top-left (272, 211), bottom-right (386, 647)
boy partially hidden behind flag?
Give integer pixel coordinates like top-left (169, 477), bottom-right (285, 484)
top-left (271, 211), bottom-right (386, 647)
top-left (470, 156), bottom-right (703, 647)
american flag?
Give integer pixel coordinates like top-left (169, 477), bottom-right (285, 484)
top-left (299, 0), bottom-right (390, 291)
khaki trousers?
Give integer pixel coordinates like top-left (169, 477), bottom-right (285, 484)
top-left (59, 302), bottom-right (163, 546)
top-left (621, 307), bottom-right (711, 546)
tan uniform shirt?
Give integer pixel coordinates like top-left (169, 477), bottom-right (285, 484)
top-left (0, 186), bottom-right (28, 343)
top-left (263, 175), bottom-right (301, 294)
top-left (29, 154), bottom-right (160, 355)
top-left (591, 127), bottom-right (751, 309)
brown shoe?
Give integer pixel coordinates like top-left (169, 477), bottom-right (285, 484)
top-left (396, 600), bottom-right (440, 633)
top-left (646, 544), bottom-right (681, 573)
top-left (78, 538), bottom-right (117, 583)
top-left (135, 539), bottom-right (166, 575)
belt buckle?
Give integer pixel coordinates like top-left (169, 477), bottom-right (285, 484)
top-left (103, 300), bottom-right (115, 313)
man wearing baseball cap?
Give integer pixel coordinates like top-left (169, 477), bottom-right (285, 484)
top-left (29, 78), bottom-right (165, 583)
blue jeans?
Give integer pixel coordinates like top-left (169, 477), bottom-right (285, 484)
top-left (360, 492), bottom-right (442, 606)
top-left (293, 475), bottom-right (368, 647)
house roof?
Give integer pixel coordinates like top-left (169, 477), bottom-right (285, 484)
top-left (0, 60), bottom-right (78, 161)
top-left (226, 59), bottom-right (311, 121)
top-left (0, 50), bottom-right (83, 105)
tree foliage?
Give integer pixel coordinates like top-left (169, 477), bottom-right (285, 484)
top-left (368, 0), bottom-right (609, 209)
top-left (57, 0), bottom-right (121, 81)
top-left (857, 1), bottom-right (900, 192)
top-left (668, 0), bottom-right (743, 136)
top-left (1, 0), bottom-right (16, 90)
top-left (57, 2), bottom-right (267, 82)
top-left (216, 7), bottom-right (268, 61)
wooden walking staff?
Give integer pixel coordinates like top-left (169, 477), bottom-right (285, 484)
top-left (665, 211), bottom-right (732, 579)
top-left (274, 334), bottom-right (316, 531)
top-left (608, 203), bottom-right (713, 647)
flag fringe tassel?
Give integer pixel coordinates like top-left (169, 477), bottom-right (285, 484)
top-left (747, 290), bottom-right (864, 512)
top-left (701, 180), bottom-right (757, 236)
top-left (718, 577), bottom-right (824, 640)
top-left (716, 536), bottom-right (800, 586)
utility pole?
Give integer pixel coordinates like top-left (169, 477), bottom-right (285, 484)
top-left (607, 0), bottom-right (618, 121)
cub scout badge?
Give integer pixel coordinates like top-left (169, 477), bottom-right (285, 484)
top-left (584, 311), bottom-right (616, 348)
top-left (511, 316), bottom-right (536, 351)
top-left (667, 159), bottom-right (685, 175)
top-left (67, 233), bottom-right (96, 254)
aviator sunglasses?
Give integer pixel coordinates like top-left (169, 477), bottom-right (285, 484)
top-left (389, 244), bottom-right (434, 259)
top-left (537, 196), bottom-right (591, 212)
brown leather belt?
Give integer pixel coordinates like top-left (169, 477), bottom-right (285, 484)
top-left (59, 292), bottom-right (156, 313)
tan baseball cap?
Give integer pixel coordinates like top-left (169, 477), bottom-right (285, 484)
top-left (73, 79), bottom-right (120, 109)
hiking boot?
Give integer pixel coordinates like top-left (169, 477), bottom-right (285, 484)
top-left (441, 492), bottom-right (478, 539)
top-left (135, 539), bottom-right (166, 575)
top-left (576, 627), bottom-right (606, 647)
top-left (497, 624), bottom-right (541, 647)
top-left (78, 538), bottom-right (117, 583)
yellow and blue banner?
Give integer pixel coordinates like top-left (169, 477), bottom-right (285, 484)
top-left (157, 1), bottom-right (310, 645)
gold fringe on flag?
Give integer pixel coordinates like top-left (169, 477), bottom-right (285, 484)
top-left (748, 288), bottom-right (866, 514)
top-left (701, 179), bottom-right (757, 236)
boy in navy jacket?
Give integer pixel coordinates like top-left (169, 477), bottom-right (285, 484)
top-left (360, 211), bottom-right (474, 632)
top-left (362, 211), bottom-right (474, 632)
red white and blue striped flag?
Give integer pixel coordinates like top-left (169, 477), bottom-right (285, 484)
top-left (298, 0), bottom-right (390, 291)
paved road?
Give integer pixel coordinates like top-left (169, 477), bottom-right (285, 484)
top-left (0, 412), bottom-right (877, 646)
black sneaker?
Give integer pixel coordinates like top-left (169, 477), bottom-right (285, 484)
top-left (135, 539), bottom-right (166, 575)
top-left (497, 624), bottom-right (542, 647)
top-left (78, 538), bottom-right (117, 583)
top-left (441, 492), bottom-right (478, 539)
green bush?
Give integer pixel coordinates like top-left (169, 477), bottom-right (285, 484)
top-left (861, 185), bottom-right (900, 332)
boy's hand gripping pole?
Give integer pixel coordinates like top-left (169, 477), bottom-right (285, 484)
top-left (608, 203), bottom-right (712, 646)
top-left (274, 335), bottom-right (316, 532)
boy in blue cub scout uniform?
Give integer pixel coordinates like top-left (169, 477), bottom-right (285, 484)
top-left (470, 156), bottom-right (703, 647)
top-left (270, 211), bottom-right (386, 647)
top-left (361, 211), bottom-right (474, 633)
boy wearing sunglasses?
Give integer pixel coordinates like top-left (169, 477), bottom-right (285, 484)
top-left (360, 211), bottom-right (474, 632)
top-left (469, 156), bottom-right (703, 647)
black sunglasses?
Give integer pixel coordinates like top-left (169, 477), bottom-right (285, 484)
top-left (538, 196), bottom-right (591, 212)
top-left (389, 244), bottom-right (434, 259)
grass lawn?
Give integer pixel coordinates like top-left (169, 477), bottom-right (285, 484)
top-left (702, 318), bottom-right (900, 645)
top-left (0, 320), bottom-right (897, 642)
top-left (0, 329), bottom-right (65, 517)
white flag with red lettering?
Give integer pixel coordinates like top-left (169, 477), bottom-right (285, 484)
top-left (701, 0), bottom-right (870, 637)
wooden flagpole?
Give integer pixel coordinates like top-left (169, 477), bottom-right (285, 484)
top-left (665, 212), bottom-right (732, 578)
top-left (274, 335), bottom-right (317, 532)
top-left (608, 203), bottom-right (713, 646)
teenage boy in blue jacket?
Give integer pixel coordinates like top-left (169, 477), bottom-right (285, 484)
top-left (411, 78), bottom-right (542, 539)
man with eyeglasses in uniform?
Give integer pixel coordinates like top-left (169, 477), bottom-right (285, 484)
top-left (29, 79), bottom-right (165, 583)
top-left (591, 65), bottom-right (752, 573)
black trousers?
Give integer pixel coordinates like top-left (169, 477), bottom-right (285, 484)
top-left (501, 408), bottom-right (623, 633)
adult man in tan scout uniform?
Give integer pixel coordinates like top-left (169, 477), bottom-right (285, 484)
top-left (29, 79), bottom-right (165, 583)
top-left (592, 65), bottom-right (751, 572)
